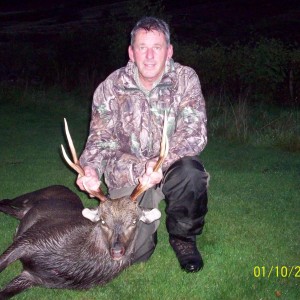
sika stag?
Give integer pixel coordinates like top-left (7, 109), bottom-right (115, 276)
top-left (0, 117), bottom-right (168, 299)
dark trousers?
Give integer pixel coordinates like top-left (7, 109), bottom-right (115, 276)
top-left (162, 156), bottom-right (209, 241)
top-left (132, 156), bottom-right (208, 263)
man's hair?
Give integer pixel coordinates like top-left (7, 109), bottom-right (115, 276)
top-left (130, 17), bottom-right (170, 46)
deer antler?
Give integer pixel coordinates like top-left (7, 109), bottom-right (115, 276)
top-left (130, 113), bottom-right (169, 201)
top-left (61, 118), bottom-right (107, 202)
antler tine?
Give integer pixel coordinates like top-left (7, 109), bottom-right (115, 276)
top-left (64, 118), bottom-right (79, 164)
top-left (61, 119), bottom-right (107, 202)
top-left (61, 118), bottom-right (85, 176)
top-left (61, 144), bottom-right (85, 176)
top-left (130, 113), bottom-right (169, 201)
top-left (153, 112), bottom-right (169, 172)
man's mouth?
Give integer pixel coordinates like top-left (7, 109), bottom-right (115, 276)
top-left (144, 63), bottom-right (156, 69)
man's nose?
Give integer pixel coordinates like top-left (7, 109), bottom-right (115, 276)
top-left (146, 48), bottom-right (154, 59)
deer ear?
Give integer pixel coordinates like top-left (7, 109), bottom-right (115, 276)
top-left (139, 208), bottom-right (161, 224)
top-left (82, 208), bottom-right (100, 222)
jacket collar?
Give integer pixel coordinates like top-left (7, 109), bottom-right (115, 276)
top-left (121, 59), bottom-right (176, 91)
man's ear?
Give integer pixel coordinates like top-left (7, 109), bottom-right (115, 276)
top-left (128, 45), bottom-right (135, 62)
top-left (167, 44), bottom-right (173, 59)
top-left (139, 208), bottom-right (161, 224)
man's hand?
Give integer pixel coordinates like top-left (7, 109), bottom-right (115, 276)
top-left (76, 166), bottom-right (101, 196)
top-left (138, 159), bottom-right (163, 188)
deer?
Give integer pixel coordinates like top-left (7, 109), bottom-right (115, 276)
top-left (0, 116), bottom-right (169, 299)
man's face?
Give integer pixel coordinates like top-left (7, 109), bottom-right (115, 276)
top-left (128, 29), bottom-right (173, 90)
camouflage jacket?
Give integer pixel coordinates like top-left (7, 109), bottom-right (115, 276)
top-left (79, 59), bottom-right (207, 189)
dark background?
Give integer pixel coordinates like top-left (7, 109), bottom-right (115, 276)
top-left (0, 0), bottom-right (299, 106)
top-left (1, 0), bottom-right (299, 45)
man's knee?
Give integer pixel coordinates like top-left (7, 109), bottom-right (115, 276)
top-left (132, 231), bottom-right (157, 264)
top-left (162, 156), bottom-right (209, 198)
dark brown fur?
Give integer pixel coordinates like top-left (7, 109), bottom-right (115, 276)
top-left (0, 185), bottom-right (153, 299)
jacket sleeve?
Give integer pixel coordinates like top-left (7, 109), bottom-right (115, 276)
top-left (164, 69), bottom-right (207, 169)
top-left (79, 79), bottom-right (119, 179)
top-left (79, 78), bottom-right (145, 187)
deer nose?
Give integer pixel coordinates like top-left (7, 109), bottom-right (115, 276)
top-left (110, 245), bottom-right (125, 260)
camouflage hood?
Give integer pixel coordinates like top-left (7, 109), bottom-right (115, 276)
top-left (79, 59), bottom-right (207, 189)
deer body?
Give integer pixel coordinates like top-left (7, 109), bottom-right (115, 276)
top-left (0, 185), bottom-right (160, 298)
top-left (0, 117), bottom-right (167, 298)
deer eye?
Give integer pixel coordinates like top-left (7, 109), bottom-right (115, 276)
top-left (100, 219), bottom-right (106, 226)
top-left (132, 219), bottom-right (137, 226)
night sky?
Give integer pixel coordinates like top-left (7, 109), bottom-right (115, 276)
top-left (0, 0), bottom-right (299, 45)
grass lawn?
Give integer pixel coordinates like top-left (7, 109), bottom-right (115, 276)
top-left (0, 89), bottom-right (299, 299)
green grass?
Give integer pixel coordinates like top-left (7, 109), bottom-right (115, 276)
top-left (207, 97), bottom-right (300, 152)
top-left (0, 87), bottom-right (299, 299)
